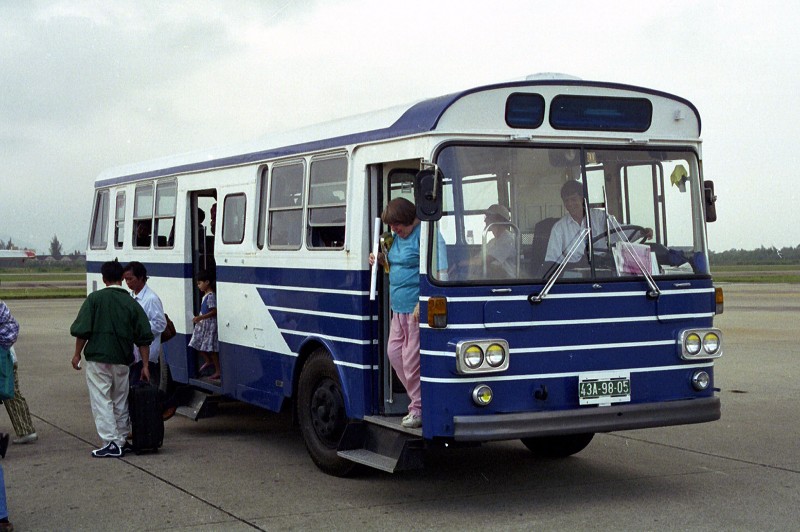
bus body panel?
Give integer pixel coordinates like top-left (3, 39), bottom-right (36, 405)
top-left (84, 76), bottom-right (721, 472)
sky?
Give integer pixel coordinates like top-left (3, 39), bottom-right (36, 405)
top-left (1, 0), bottom-right (798, 254)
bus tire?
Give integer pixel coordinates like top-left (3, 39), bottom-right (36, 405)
top-left (520, 433), bottom-right (594, 458)
top-left (297, 349), bottom-right (356, 477)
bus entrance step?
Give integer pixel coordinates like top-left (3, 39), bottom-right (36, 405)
top-left (175, 389), bottom-right (222, 421)
top-left (337, 420), bottom-right (424, 473)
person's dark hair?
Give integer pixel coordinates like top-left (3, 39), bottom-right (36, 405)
top-left (123, 261), bottom-right (148, 282)
top-left (101, 260), bottom-right (124, 283)
top-left (560, 180), bottom-right (584, 199)
top-left (381, 197), bottom-right (417, 226)
top-left (196, 270), bottom-right (214, 283)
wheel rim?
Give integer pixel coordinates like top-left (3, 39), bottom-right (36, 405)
top-left (309, 377), bottom-right (346, 447)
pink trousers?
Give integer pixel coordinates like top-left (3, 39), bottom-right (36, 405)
top-left (387, 312), bottom-right (421, 416)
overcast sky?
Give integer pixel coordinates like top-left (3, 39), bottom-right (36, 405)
top-left (1, 0), bottom-right (798, 254)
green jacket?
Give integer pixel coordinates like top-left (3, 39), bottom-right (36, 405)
top-left (70, 286), bottom-right (154, 365)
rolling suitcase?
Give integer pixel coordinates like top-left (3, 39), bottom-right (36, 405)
top-left (129, 382), bottom-right (164, 454)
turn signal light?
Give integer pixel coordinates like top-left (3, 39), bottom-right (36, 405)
top-left (427, 296), bottom-right (447, 328)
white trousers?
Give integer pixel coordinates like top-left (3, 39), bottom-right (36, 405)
top-left (85, 361), bottom-right (130, 446)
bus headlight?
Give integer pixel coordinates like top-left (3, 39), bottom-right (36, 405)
top-left (692, 370), bottom-right (711, 391)
top-left (680, 329), bottom-right (723, 359)
top-left (456, 339), bottom-right (510, 373)
top-left (464, 345), bottom-right (484, 369)
top-left (703, 332), bottom-right (720, 355)
top-left (472, 384), bottom-right (493, 406)
top-left (485, 343), bottom-right (506, 368)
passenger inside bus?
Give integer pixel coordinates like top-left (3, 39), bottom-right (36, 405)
top-left (466, 204), bottom-right (517, 278)
top-left (135, 220), bottom-right (152, 247)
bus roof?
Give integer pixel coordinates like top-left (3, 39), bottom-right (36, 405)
top-left (95, 78), bottom-right (701, 188)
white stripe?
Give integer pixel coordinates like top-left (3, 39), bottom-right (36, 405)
top-left (258, 283), bottom-right (367, 296)
top-left (420, 287), bottom-right (714, 303)
top-left (265, 305), bottom-right (374, 321)
top-left (420, 361), bottom-right (715, 383)
top-left (421, 312), bottom-right (714, 330)
top-left (278, 328), bottom-right (377, 345)
top-left (421, 339), bottom-right (677, 358)
top-left (334, 360), bottom-right (379, 371)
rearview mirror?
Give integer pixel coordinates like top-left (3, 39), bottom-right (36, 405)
top-left (414, 168), bottom-right (443, 221)
top-left (703, 180), bottom-right (717, 223)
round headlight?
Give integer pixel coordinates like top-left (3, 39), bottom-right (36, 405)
top-left (685, 332), bottom-right (702, 355)
top-left (472, 384), bottom-right (493, 406)
top-left (464, 345), bottom-right (484, 369)
top-left (485, 343), bottom-right (506, 367)
top-left (692, 370), bottom-right (710, 391)
top-left (703, 332), bottom-right (720, 355)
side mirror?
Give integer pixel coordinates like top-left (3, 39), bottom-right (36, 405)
top-left (703, 180), bottom-right (717, 223)
top-left (414, 168), bottom-right (443, 221)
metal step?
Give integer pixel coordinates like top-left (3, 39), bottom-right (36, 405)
top-left (337, 449), bottom-right (401, 473)
top-left (175, 389), bottom-right (221, 421)
top-left (337, 419), bottom-right (424, 473)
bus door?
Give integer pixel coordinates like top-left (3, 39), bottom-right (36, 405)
top-left (189, 189), bottom-right (217, 349)
top-left (371, 164), bottom-right (419, 416)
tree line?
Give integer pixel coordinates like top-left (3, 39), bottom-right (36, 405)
top-left (0, 235), bottom-right (82, 260)
top-left (710, 245), bottom-right (800, 265)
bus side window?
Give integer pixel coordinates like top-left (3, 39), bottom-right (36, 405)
top-left (307, 155), bottom-right (347, 249)
top-left (222, 193), bottom-right (246, 244)
top-left (133, 183), bottom-right (154, 248)
top-left (268, 162), bottom-right (304, 249)
top-left (154, 180), bottom-right (177, 248)
top-left (90, 189), bottom-right (110, 250)
top-left (114, 191), bottom-right (125, 249)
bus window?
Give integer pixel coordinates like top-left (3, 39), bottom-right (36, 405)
top-left (222, 193), bottom-right (246, 244)
top-left (133, 183), bottom-right (154, 248)
top-left (307, 156), bottom-right (346, 249)
top-left (268, 162), bottom-right (304, 249)
top-left (154, 181), bottom-right (177, 248)
top-left (256, 166), bottom-right (269, 249)
top-left (90, 189), bottom-right (109, 250)
top-left (113, 191), bottom-right (125, 249)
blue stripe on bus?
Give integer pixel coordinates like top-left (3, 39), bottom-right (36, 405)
top-left (86, 260), bottom-right (192, 278)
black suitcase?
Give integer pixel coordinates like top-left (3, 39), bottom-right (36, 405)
top-left (129, 382), bottom-right (164, 454)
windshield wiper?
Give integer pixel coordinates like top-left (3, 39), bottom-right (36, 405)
top-left (530, 227), bottom-right (590, 304)
top-left (606, 216), bottom-right (661, 299)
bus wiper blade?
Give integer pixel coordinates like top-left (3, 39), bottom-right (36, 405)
top-left (530, 227), bottom-right (590, 304)
top-left (607, 217), bottom-right (661, 299)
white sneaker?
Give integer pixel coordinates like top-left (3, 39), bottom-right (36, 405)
top-left (12, 432), bottom-right (37, 445)
top-left (401, 414), bottom-right (422, 428)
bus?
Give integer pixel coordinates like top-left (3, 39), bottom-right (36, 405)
top-left (86, 74), bottom-right (723, 476)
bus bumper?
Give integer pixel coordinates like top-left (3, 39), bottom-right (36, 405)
top-left (452, 397), bottom-right (720, 442)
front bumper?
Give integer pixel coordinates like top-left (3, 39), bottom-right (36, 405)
top-left (453, 397), bottom-right (720, 441)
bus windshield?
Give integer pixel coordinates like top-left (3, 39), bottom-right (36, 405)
top-left (431, 144), bottom-right (708, 283)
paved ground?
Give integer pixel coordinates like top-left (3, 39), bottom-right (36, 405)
top-left (2, 283), bottom-right (799, 531)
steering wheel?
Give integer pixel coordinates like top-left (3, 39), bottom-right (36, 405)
top-left (591, 224), bottom-right (648, 245)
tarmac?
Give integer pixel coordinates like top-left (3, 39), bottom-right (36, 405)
top-left (1, 283), bottom-right (799, 530)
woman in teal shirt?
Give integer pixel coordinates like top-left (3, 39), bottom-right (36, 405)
top-left (370, 198), bottom-right (447, 429)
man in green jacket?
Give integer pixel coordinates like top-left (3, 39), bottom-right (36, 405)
top-left (70, 260), bottom-right (154, 458)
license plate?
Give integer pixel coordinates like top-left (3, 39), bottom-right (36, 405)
top-left (579, 372), bottom-right (631, 405)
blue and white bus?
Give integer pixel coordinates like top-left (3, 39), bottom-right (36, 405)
top-left (86, 74), bottom-right (723, 475)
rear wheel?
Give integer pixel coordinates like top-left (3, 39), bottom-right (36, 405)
top-left (297, 349), bottom-right (356, 477)
top-left (520, 433), bottom-right (594, 458)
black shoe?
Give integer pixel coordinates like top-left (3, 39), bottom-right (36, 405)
top-left (121, 441), bottom-right (134, 456)
top-left (92, 441), bottom-right (122, 458)
top-left (0, 433), bottom-right (8, 458)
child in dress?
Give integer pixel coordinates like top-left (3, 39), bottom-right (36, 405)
top-left (188, 271), bottom-right (220, 380)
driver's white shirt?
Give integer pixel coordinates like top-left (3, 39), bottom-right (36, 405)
top-left (545, 209), bottom-right (613, 263)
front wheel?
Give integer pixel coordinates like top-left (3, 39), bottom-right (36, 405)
top-left (297, 349), bottom-right (356, 477)
top-left (520, 433), bottom-right (594, 458)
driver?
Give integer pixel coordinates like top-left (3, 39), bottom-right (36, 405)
top-left (544, 180), bottom-right (651, 268)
